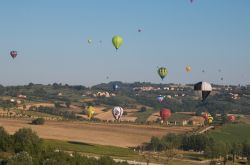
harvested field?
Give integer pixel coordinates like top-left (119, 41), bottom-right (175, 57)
top-left (147, 112), bottom-right (160, 122)
top-left (0, 118), bottom-right (194, 148)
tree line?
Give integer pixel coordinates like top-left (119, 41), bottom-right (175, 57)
top-left (142, 133), bottom-right (250, 165)
top-left (0, 127), bottom-right (129, 165)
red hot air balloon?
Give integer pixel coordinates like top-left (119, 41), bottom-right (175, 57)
top-left (202, 112), bottom-right (209, 120)
top-left (10, 51), bottom-right (18, 59)
top-left (228, 115), bottom-right (236, 122)
top-left (160, 109), bottom-right (171, 121)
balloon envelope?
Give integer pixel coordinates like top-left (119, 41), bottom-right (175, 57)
top-left (112, 84), bottom-right (119, 91)
top-left (112, 35), bottom-right (123, 50)
top-left (194, 82), bottom-right (212, 101)
top-left (112, 106), bottom-right (123, 120)
top-left (157, 95), bottom-right (164, 103)
top-left (158, 67), bottom-right (168, 80)
top-left (228, 115), bottom-right (236, 122)
top-left (10, 51), bottom-right (18, 59)
top-left (86, 106), bottom-right (95, 119)
top-left (160, 108), bottom-right (171, 121)
top-left (186, 65), bottom-right (191, 72)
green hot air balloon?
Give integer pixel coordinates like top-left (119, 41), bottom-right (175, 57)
top-left (158, 67), bottom-right (168, 80)
top-left (112, 35), bottom-right (123, 50)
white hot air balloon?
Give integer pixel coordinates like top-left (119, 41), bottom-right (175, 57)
top-left (112, 106), bottom-right (124, 120)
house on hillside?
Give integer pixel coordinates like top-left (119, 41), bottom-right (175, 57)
top-left (18, 94), bottom-right (27, 99)
top-left (188, 116), bottom-right (205, 126)
top-left (57, 92), bottom-right (63, 96)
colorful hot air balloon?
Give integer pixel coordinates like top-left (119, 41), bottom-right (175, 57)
top-left (194, 82), bottom-right (212, 101)
top-left (201, 112), bottom-right (209, 120)
top-left (10, 51), bottom-right (18, 59)
top-left (86, 106), bottom-right (95, 119)
top-left (160, 108), bottom-right (171, 121)
top-left (201, 112), bottom-right (213, 124)
top-left (186, 65), bottom-right (192, 72)
top-left (112, 106), bottom-right (123, 120)
top-left (228, 115), bottom-right (236, 122)
top-left (157, 95), bottom-right (164, 103)
top-left (112, 84), bottom-right (119, 91)
top-left (158, 67), bottom-right (168, 80)
top-left (112, 35), bottom-right (123, 50)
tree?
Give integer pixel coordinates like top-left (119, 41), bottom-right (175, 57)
top-left (8, 151), bottom-right (33, 165)
top-left (54, 102), bottom-right (61, 108)
top-left (13, 128), bottom-right (42, 155)
top-left (205, 141), bottom-right (230, 165)
top-left (65, 100), bottom-right (71, 108)
top-left (148, 136), bottom-right (161, 152)
top-left (31, 118), bottom-right (45, 125)
top-left (0, 127), bottom-right (12, 152)
top-left (162, 149), bottom-right (178, 165)
top-left (140, 106), bottom-right (147, 112)
top-left (243, 140), bottom-right (250, 165)
top-left (230, 142), bottom-right (242, 163)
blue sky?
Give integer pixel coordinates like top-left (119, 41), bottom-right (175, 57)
top-left (0, 0), bottom-right (249, 86)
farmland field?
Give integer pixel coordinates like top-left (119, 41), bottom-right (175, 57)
top-left (0, 118), bottom-right (194, 148)
top-left (208, 122), bottom-right (250, 143)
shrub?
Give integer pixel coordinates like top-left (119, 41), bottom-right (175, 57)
top-left (31, 118), bottom-right (45, 125)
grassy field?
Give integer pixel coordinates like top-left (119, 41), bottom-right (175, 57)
top-left (43, 139), bottom-right (209, 165)
top-left (169, 113), bottom-right (192, 121)
top-left (43, 139), bottom-right (137, 158)
top-left (134, 108), bottom-right (155, 123)
top-left (208, 122), bottom-right (250, 143)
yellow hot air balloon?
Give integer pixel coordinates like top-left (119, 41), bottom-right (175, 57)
top-left (158, 67), bottom-right (168, 80)
top-left (112, 35), bottom-right (123, 50)
top-left (207, 115), bottom-right (213, 124)
top-left (86, 106), bottom-right (95, 119)
top-left (186, 65), bottom-right (191, 72)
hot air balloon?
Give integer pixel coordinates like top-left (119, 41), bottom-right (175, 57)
top-left (138, 29), bottom-right (142, 32)
top-left (10, 51), bottom-right (18, 59)
top-left (194, 82), bottom-right (212, 101)
top-left (112, 35), bottom-right (123, 50)
top-left (201, 112), bottom-right (213, 124)
top-left (158, 67), bottom-right (168, 80)
top-left (112, 106), bottom-right (123, 120)
top-left (186, 65), bottom-right (192, 72)
top-left (86, 106), bottom-right (95, 119)
top-left (207, 115), bottom-right (213, 124)
top-left (201, 112), bottom-right (209, 120)
top-left (112, 84), bottom-right (119, 91)
top-left (88, 39), bottom-right (92, 44)
top-left (157, 95), bottom-right (165, 103)
top-left (228, 115), bottom-right (236, 122)
top-left (160, 108), bottom-right (171, 121)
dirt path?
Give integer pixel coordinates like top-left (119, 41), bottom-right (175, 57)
top-left (0, 118), bottom-right (193, 148)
